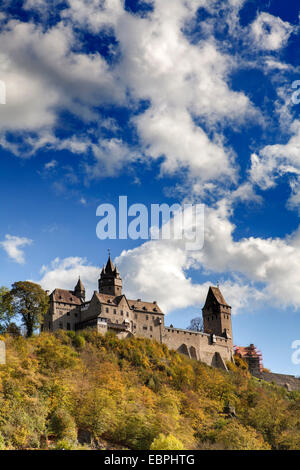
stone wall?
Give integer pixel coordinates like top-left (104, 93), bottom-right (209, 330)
top-left (253, 371), bottom-right (300, 392)
top-left (162, 327), bottom-right (233, 367)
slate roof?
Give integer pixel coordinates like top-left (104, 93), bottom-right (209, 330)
top-left (74, 277), bottom-right (85, 292)
top-left (51, 288), bottom-right (82, 305)
top-left (94, 292), bottom-right (164, 314)
top-left (210, 286), bottom-right (229, 306)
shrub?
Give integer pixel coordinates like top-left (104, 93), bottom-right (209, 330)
top-left (150, 434), bottom-right (184, 450)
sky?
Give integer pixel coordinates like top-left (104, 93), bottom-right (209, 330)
top-left (0, 0), bottom-right (300, 375)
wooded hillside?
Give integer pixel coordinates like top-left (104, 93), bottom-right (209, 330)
top-left (0, 330), bottom-right (299, 450)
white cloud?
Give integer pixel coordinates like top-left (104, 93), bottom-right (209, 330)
top-left (86, 138), bottom-right (140, 178)
top-left (39, 257), bottom-right (99, 299)
top-left (115, 4), bottom-right (257, 184)
top-left (11, 0), bottom-right (255, 189)
top-left (45, 159), bottom-right (58, 170)
top-left (0, 234), bottom-right (33, 264)
top-left (250, 12), bottom-right (294, 51)
top-left (250, 120), bottom-right (300, 209)
top-left (36, 199), bottom-right (300, 314)
top-left (0, 18), bottom-right (124, 133)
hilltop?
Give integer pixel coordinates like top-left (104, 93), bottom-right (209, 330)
top-left (0, 330), bottom-right (299, 450)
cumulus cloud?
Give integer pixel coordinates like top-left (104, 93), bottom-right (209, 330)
top-left (38, 257), bottom-right (99, 299)
top-left (0, 0), bottom-right (259, 192)
top-left (0, 234), bottom-right (33, 263)
top-left (0, 18), bottom-right (124, 133)
top-left (250, 12), bottom-right (294, 51)
top-left (116, 202), bottom-right (300, 312)
top-left (36, 198), bottom-right (300, 314)
top-left (250, 120), bottom-right (300, 210)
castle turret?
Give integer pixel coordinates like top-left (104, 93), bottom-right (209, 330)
top-left (74, 277), bottom-right (85, 302)
top-left (202, 286), bottom-right (232, 342)
top-left (98, 255), bottom-right (122, 296)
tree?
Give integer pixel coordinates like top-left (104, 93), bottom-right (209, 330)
top-left (10, 282), bottom-right (49, 337)
top-left (150, 433), bottom-right (184, 450)
top-left (187, 317), bottom-right (203, 332)
top-left (0, 286), bottom-right (15, 333)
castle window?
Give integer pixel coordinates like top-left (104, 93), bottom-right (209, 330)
top-left (143, 326), bottom-right (147, 330)
top-left (106, 307), bottom-right (109, 313)
top-left (67, 312), bottom-right (70, 316)
top-left (120, 310), bottom-right (123, 315)
top-left (150, 326), bottom-right (153, 331)
top-left (135, 314), bottom-right (137, 319)
top-left (146, 315), bottom-right (148, 320)
top-left (59, 322), bottom-right (63, 329)
top-left (114, 309), bottom-right (117, 314)
top-left (126, 312), bottom-right (129, 317)
top-left (67, 323), bottom-right (71, 331)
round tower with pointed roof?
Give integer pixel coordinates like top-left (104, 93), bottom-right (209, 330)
top-left (98, 255), bottom-right (123, 296)
top-left (74, 277), bottom-right (85, 302)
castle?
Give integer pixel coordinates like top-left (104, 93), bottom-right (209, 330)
top-left (42, 255), bottom-right (234, 370)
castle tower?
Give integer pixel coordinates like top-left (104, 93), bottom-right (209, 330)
top-left (98, 255), bottom-right (122, 296)
top-left (74, 277), bottom-right (85, 302)
top-left (202, 286), bottom-right (232, 341)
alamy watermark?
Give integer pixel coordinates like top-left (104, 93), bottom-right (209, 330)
top-left (96, 196), bottom-right (204, 251)
top-left (0, 80), bottom-right (6, 105)
top-left (291, 340), bottom-right (300, 365)
top-left (291, 80), bottom-right (300, 105)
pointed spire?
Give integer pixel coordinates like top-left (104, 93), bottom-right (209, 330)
top-left (105, 255), bottom-right (115, 273)
top-left (75, 276), bottom-right (85, 292)
top-left (74, 276), bottom-right (85, 301)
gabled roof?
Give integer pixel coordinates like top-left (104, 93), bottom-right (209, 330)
top-left (128, 299), bottom-right (164, 314)
top-left (94, 292), bottom-right (130, 309)
top-left (93, 292), bottom-right (164, 314)
top-left (51, 288), bottom-right (81, 305)
top-left (203, 286), bottom-right (230, 309)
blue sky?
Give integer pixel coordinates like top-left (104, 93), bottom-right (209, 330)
top-left (0, 0), bottom-right (300, 375)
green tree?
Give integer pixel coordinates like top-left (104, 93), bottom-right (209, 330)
top-left (0, 286), bottom-right (15, 333)
top-left (150, 434), bottom-right (184, 450)
top-left (10, 282), bottom-right (49, 337)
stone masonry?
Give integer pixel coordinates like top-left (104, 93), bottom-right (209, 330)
top-left (42, 255), bottom-right (234, 369)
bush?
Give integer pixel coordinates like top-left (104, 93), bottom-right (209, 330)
top-left (48, 408), bottom-right (77, 441)
top-left (150, 434), bottom-right (184, 450)
top-left (73, 334), bottom-right (86, 349)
